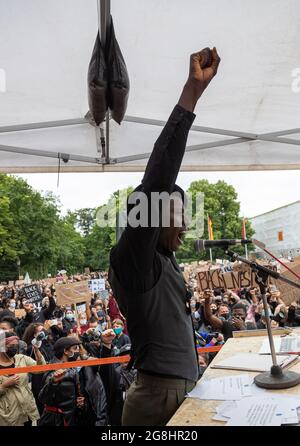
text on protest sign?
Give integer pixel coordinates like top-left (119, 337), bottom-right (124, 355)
top-left (88, 279), bottom-right (106, 293)
top-left (22, 285), bottom-right (43, 306)
top-left (197, 267), bottom-right (276, 292)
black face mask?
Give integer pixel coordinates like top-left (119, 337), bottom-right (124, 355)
top-left (68, 352), bottom-right (80, 362)
top-left (6, 347), bottom-right (18, 358)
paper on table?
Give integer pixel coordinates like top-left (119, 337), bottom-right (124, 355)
top-left (210, 353), bottom-right (298, 372)
top-left (225, 397), bottom-right (284, 426)
top-left (187, 374), bottom-right (253, 401)
top-left (224, 396), bottom-right (300, 426)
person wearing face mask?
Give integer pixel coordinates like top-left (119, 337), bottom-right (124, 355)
top-left (62, 308), bottom-right (77, 334)
top-left (38, 336), bottom-right (84, 426)
top-left (112, 319), bottom-right (130, 350)
top-left (204, 291), bottom-right (256, 341)
top-left (23, 323), bottom-right (55, 415)
top-left (0, 331), bottom-right (46, 426)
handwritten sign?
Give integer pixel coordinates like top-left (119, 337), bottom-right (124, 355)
top-left (55, 281), bottom-right (91, 306)
top-left (273, 261), bottom-right (300, 305)
top-left (22, 285), bottom-right (43, 305)
top-left (197, 268), bottom-right (274, 292)
top-left (88, 279), bottom-right (106, 293)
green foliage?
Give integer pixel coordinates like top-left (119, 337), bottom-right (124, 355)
top-left (0, 175), bottom-right (253, 280)
top-left (176, 180), bottom-right (254, 263)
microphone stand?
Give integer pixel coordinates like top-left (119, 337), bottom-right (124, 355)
top-left (224, 249), bottom-right (300, 389)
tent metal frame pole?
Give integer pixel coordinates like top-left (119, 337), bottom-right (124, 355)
top-left (0, 118), bottom-right (87, 134)
top-left (0, 144), bottom-right (101, 164)
top-left (98, 0), bottom-right (111, 164)
top-left (0, 115), bottom-right (299, 165)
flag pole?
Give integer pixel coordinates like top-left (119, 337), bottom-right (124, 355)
top-left (242, 217), bottom-right (248, 260)
top-left (245, 243), bottom-right (248, 260)
top-left (207, 214), bottom-right (213, 263)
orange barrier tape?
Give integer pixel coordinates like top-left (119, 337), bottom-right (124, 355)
top-left (197, 345), bottom-right (223, 353)
top-left (0, 345), bottom-right (223, 376)
top-left (0, 355), bottom-right (130, 377)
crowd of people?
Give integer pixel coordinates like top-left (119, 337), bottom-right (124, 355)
top-left (0, 273), bottom-right (134, 426)
top-left (0, 269), bottom-right (299, 426)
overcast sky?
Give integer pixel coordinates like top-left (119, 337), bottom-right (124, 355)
top-left (17, 170), bottom-right (300, 219)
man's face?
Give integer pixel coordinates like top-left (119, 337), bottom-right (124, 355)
top-left (232, 308), bottom-right (246, 321)
top-left (219, 305), bottom-right (229, 316)
top-left (89, 322), bottom-right (98, 330)
top-left (157, 197), bottom-right (186, 252)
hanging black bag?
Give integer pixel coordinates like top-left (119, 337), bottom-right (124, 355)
top-left (106, 17), bottom-right (130, 124)
top-left (87, 32), bottom-right (108, 126)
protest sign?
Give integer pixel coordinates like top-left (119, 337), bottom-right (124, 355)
top-left (22, 284), bottom-right (43, 306)
top-left (55, 281), bottom-right (91, 306)
top-left (88, 278), bottom-right (106, 293)
top-left (197, 267), bottom-right (275, 292)
top-left (273, 261), bottom-right (300, 305)
top-left (15, 309), bottom-right (26, 319)
top-left (99, 290), bottom-right (109, 300)
top-left (76, 303), bottom-right (87, 314)
top-left (15, 280), bottom-right (24, 287)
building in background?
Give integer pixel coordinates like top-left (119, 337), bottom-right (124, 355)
top-left (250, 201), bottom-right (300, 259)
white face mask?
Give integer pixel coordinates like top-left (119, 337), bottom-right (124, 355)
top-left (80, 319), bottom-right (87, 326)
top-left (9, 302), bottom-right (16, 309)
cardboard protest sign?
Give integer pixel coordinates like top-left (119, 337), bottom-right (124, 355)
top-left (273, 261), bottom-right (300, 305)
top-left (88, 279), bottom-right (106, 293)
top-left (197, 267), bottom-right (275, 292)
top-left (15, 280), bottom-right (24, 287)
top-left (15, 309), bottom-right (26, 319)
top-left (22, 284), bottom-right (43, 306)
top-left (55, 281), bottom-right (91, 306)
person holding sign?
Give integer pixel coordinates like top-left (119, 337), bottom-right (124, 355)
top-left (109, 47), bottom-right (221, 425)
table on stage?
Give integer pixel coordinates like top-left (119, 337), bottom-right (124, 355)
top-left (167, 332), bottom-right (300, 426)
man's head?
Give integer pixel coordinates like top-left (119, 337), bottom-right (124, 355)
top-left (231, 303), bottom-right (247, 321)
top-left (127, 185), bottom-right (187, 253)
top-left (88, 316), bottom-right (99, 330)
top-left (157, 189), bottom-right (187, 253)
top-left (53, 336), bottom-right (80, 361)
top-left (218, 304), bottom-right (230, 318)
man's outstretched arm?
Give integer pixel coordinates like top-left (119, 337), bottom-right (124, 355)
top-left (142, 47), bottom-right (221, 194)
top-left (111, 48), bottom-right (221, 287)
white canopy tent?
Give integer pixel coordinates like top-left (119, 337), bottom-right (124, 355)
top-left (0, 0), bottom-right (299, 173)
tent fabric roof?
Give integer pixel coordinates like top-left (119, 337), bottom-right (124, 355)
top-left (0, 0), bottom-right (300, 172)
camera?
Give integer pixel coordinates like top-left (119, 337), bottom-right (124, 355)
top-left (36, 331), bottom-right (47, 342)
top-left (81, 330), bottom-right (101, 343)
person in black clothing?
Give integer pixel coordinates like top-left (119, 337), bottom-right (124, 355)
top-left (38, 336), bottom-right (83, 426)
top-left (109, 47), bottom-right (221, 425)
top-left (204, 291), bottom-right (256, 341)
top-left (112, 319), bottom-right (130, 351)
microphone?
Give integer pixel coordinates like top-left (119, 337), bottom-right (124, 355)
top-left (194, 239), bottom-right (252, 252)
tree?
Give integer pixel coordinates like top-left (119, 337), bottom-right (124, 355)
top-left (176, 180), bottom-right (254, 263)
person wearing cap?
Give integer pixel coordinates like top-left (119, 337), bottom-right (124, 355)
top-left (109, 47), bottom-right (221, 425)
top-left (38, 336), bottom-right (84, 426)
top-left (0, 331), bottom-right (46, 426)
